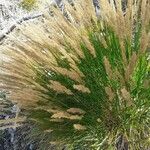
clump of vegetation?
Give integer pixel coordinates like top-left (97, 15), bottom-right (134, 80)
top-left (0, 0), bottom-right (150, 149)
top-left (20, 0), bottom-right (37, 11)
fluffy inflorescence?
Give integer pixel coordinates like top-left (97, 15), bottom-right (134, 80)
top-left (0, 0), bottom-right (150, 149)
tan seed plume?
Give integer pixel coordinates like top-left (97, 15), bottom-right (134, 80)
top-left (73, 124), bottom-right (87, 131)
top-left (48, 80), bottom-right (73, 95)
top-left (73, 84), bottom-right (91, 93)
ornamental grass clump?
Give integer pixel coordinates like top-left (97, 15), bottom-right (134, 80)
top-left (0, 0), bottom-right (150, 149)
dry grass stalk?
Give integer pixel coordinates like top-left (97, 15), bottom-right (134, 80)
top-left (114, 69), bottom-right (125, 85)
top-left (0, 117), bottom-right (26, 124)
top-left (67, 108), bottom-right (85, 115)
top-left (121, 87), bottom-right (133, 106)
top-left (125, 52), bottom-right (137, 82)
top-left (140, 31), bottom-right (150, 54)
top-left (103, 56), bottom-right (113, 79)
top-left (82, 36), bottom-right (96, 57)
top-left (8, 88), bottom-right (43, 107)
top-left (143, 80), bottom-right (149, 89)
top-left (51, 111), bottom-right (83, 120)
top-left (120, 41), bottom-right (128, 66)
top-left (73, 84), bottom-right (91, 93)
top-left (73, 124), bottom-right (87, 131)
top-left (53, 67), bottom-right (83, 83)
top-left (51, 111), bottom-right (71, 119)
top-left (105, 86), bottom-right (115, 102)
top-left (49, 119), bottom-right (64, 123)
top-left (48, 80), bottom-right (73, 95)
top-left (0, 124), bottom-right (22, 130)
